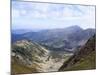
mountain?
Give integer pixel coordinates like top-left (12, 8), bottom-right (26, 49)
top-left (12, 29), bottom-right (33, 34)
top-left (12, 25), bottom-right (95, 52)
top-left (11, 26), bottom-right (96, 74)
top-left (11, 40), bottom-right (72, 74)
top-left (11, 39), bottom-right (72, 75)
top-left (59, 35), bottom-right (96, 71)
top-left (11, 40), bottom-right (49, 74)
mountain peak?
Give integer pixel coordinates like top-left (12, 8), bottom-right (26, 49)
top-left (67, 25), bottom-right (82, 30)
top-left (64, 25), bottom-right (83, 33)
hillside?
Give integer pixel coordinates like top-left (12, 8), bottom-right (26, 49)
top-left (11, 40), bottom-right (50, 74)
top-left (59, 35), bottom-right (96, 71)
top-left (11, 26), bottom-right (95, 74)
top-left (11, 40), bottom-right (72, 74)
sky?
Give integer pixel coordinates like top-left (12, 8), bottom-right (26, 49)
top-left (12, 1), bottom-right (95, 30)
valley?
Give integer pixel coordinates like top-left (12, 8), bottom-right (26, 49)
top-left (11, 1), bottom-right (96, 74)
top-left (11, 26), bottom-right (96, 74)
top-left (11, 40), bottom-right (73, 74)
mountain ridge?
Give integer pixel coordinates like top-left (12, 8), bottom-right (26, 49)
top-left (12, 25), bottom-right (95, 52)
top-left (59, 35), bottom-right (96, 71)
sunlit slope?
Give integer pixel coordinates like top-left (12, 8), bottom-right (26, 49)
top-left (11, 40), bottom-right (49, 74)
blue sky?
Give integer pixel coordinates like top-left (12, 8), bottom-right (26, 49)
top-left (12, 1), bottom-right (95, 30)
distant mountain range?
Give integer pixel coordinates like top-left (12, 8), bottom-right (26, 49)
top-left (12, 25), bottom-right (95, 52)
top-left (12, 29), bottom-right (32, 34)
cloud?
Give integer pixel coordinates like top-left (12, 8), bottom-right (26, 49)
top-left (12, 1), bottom-right (95, 29)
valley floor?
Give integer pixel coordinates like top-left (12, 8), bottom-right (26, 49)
top-left (38, 55), bottom-right (71, 72)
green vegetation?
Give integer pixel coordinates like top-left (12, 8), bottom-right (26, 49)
top-left (11, 40), bottom-right (49, 74)
top-left (12, 62), bottom-right (34, 74)
top-left (62, 51), bottom-right (96, 71)
top-left (11, 57), bottom-right (37, 75)
top-left (59, 35), bottom-right (96, 71)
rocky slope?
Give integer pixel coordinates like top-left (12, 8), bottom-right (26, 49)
top-left (11, 40), bottom-right (49, 74)
top-left (59, 35), bottom-right (96, 71)
top-left (11, 40), bottom-right (72, 74)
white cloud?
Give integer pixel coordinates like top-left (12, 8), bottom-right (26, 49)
top-left (12, 9), bottom-right (20, 18)
top-left (12, 1), bottom-right (95, 29)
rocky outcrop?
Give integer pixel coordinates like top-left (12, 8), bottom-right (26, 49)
top-left (59, 35), bottom-right (96, 71)
top-left (11, 40), bottom-right (50, 74)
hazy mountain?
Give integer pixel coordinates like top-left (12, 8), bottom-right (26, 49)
top-left (59, 35), bottom-right (96, 71)
top-left (12, 29), bottom-right (33, 34)
top-left (12, 25), bottom-right (95, 52)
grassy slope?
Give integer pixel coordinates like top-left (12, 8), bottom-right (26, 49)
top-left (59, 35), bottom-right (96, 71)
top-left (11, 57), bottom-right (38, 75)
top-left (12, 62), bottom-right (33, 75)
top-left (62, 51), bottom-right (96, 71)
